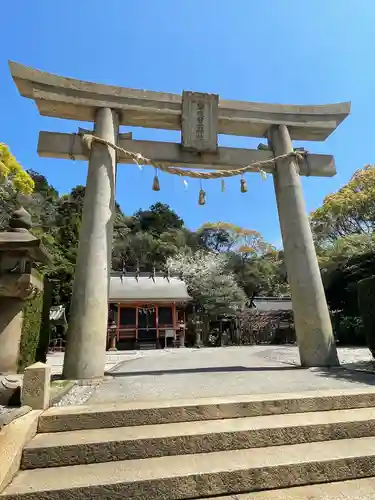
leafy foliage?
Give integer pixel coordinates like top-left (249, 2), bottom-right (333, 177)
top-left (229, 250), bottom-right (289, 298)
top-left (197, 222), bottom-right (273, 256)
top-left (312, 165), bottom-right (375, 349)
top-left (314, 167), bottom-right (375, 322)
top-left (0, 143), bottom-right (34, 194)
top-left (311, 165), bottom-right (375, 244)
top-left (18, 291), bottom-right (44, 372)
top-left (358, 276), bottom-right (375, 357)
top-left (318, 233), bottom-right (375, 270)
top-left (196, 222), bottom-right (288, 298)
top-left (2, 152), bottom-right (375, 349)
top-left (0, 168), bottom-right (289, 332)
top-left (112, 203), bottom-right (196, 272)
top-left (132, 202), bottom-right (184, 236)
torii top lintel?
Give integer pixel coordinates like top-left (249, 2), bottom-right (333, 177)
top-left (9, 61), bottom-right (350, 142)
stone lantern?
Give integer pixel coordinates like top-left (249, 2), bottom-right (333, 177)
top-left (107, 320), bottom-right (117, 351)
top-left (0, 208), bottom-right (51, 373)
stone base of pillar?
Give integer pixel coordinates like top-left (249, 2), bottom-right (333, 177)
top-left (0, 298), bottom-right (24, 374)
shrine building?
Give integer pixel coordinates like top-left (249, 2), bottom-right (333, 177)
top-left (108, 272), bottom-right (191, 350)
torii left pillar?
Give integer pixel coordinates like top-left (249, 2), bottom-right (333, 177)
top-left (63, 108), bottom-right (118, 380)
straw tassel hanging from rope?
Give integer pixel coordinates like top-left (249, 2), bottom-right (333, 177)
top-left (152, 168), bottom-right (160, 191)
top-left (198, 180), bottom-right (206, 205)
top-left (240, 174), bottom-right (248, 193)
top-left (221, 179), bottom-right (225, 192)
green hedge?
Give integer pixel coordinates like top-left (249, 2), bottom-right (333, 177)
top-left (358, 276), bottom-right (375, 358)
top-left (18, 291), bottom-right (44, 373)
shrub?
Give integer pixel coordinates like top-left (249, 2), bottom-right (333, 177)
top-left (358, 276), bottom-right (375, 358)
top-left (332, 313), bottom-right (365, 346)
top-left (18, 291), bottom-right (44, 372)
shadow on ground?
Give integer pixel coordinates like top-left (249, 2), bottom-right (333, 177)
top-left (106, 364), bottom-right (375, 389)
top-left (107, 365), bottom-right (303, 377)
top-left (314, 365), bottom-right (375, 386)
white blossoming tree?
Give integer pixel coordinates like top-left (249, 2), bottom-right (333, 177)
top-left (167, 250), bottom-right (247, 317)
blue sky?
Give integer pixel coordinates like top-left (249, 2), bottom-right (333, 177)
top-left (1, 0), bottom-right (374, 247)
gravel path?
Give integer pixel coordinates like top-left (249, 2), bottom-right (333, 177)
top-left (80, 346), bottom-right (375, 405)
top-left (3, 346), bottom-right (374, 409)
top-left (53, 381), bottom-right (102, 407)
top-left (46, 351), bottom-right (146, 376)
top-left (0, 406), bottom-right (16, 416)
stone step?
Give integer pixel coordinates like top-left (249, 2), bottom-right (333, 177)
top-left (22, 406), bottom-right (375, 469)
top-left (139, 342), bottom-right (157, 350)
top-left (38, 387), bottom-right (375, 432)
top-left (203, 477), bottom-right (375, 499)
top-left (3, 436), bottom-right (375, 499)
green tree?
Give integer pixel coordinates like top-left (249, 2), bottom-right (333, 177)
top-left (0, 163), bottom-right (288, 324)
top-left (0, 143), bottom-right (34, 194)
top-left (311, 165), bottom-right (375, 244)
top-left (112, 203), bottom-right (196, 272)
top-left (229, 250), bottom-right (289, 298)
top-left (0, 170), bottom-right (57, 230)
top-left (197, 222), bottom-right (287, 298)
top-left (308, 165), bottom-right (375, 346)
top-left (318, 233), bottom-right (375, 270)
top-left (132, 202), bottom-right (184, 236)
top-left (198, 222), bottom-right (273, 256)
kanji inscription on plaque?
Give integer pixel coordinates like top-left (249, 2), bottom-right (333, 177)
top-left (181, 91), bottom-right (218, 153)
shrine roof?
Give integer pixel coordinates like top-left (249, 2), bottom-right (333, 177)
top-left (251, 297), bottom-right (293, 312)
top-left (109, 273), bottom-right (191, 303)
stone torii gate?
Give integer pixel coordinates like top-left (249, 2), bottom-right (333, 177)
top-left (9, 61), bottom-right (350, 379)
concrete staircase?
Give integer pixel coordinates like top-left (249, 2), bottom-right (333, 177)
top-left (3, 388), bottom-right (375, 499)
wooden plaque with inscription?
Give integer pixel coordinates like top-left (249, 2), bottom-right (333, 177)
top-left (181, 91), bottom-right (219, 153)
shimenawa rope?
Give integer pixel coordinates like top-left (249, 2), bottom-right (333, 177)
top-left (79, 133), bottom-right (306, 181)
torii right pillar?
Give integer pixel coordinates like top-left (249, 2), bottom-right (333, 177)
top-left (269, 124), bottom-right (339, 367)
